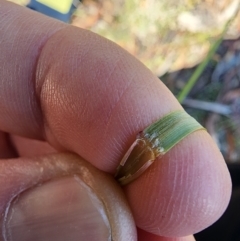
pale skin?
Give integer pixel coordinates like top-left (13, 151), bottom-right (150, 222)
top-left (0, 1), bottom-right (232, 240)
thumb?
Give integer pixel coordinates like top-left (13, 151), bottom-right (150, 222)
top-left (0, 153), bottom-right (137, 241)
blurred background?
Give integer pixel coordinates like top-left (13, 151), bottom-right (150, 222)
top-left (72, 0), bottom-right (240, 166)
top-left (7, 0), bottom-right (240, 240)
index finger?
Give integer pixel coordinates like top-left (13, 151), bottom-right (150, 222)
top-left (0, 1), bottom-right (231, 237)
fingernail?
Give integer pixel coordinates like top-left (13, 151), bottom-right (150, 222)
top-left (3, 176), bottom-right (111, 241)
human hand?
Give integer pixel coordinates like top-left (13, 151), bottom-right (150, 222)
top-left (0, 1), bottom-right (232, 240)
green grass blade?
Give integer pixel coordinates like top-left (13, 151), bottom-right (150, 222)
top-left (177, 4), bottom-right (240, 104)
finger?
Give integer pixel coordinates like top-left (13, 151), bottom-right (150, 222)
top-left (0, 1), bottom-right (231, 237)
top-left (0, 153), bottom-right (137, 241)
top-left (0, 0), bottom-right (180, 168)
top-left (138, 229), bottom-right (196, 241)
top-left (0, 1), bottom-right (65, 139)
top-left (123, 131), bottom-right (231, 236)
top-left (10, 135), bottom-right (57, 157)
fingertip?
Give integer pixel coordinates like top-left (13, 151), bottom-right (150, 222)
top-left (0, 153), bottom-right (137, 241)
top-left (124, 130), bottom-right (232, 237)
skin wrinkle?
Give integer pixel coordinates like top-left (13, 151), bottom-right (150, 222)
top-left (182, 194), bottom-right (191, 227)
top-left (146, 165), bottom-right (164, 225)
top-left (0, 18), bottom-right (17, 125)
top-left (90, 47), bottom-right (172, 167)
top-left (144, 171), bottom-right (153, 217)
top-left (67, 59), bottom-right (86, 121)
top-left (147, 167), bottom-right (160, 223)
top-left (197, 201), bottom-right (210, 230)
top-left (89, 41), bottom-right (120, 112)
top-left (95, 105), bottom-right (132, 167)
top-left (196, 155), bottom-right (222, 226)
top-left (192, 150), bottom-right (218, 222)
top-left (144, 159), bottom-right (170, 231)
top-left (37, 30), bottom-right (118, 153)
top-left (175, 155), bottom-right (187, 225)
top-left (60, 86), bottom-right (75, 115)
top-left (124, 132), bottom-right (231, 236)
top-left (26, 26), bottom-right (49, 135)
top-left (179, 148), bottom-right (195, 222)
top-left (104, 137), bottom-right (124, 164)
top-left (102, 75), bottom-right (136, 154)
top-left (119, 104), bottom-right (135, 134)
top-left (175, 192), bottom-right (187, 233)
top-left (164, 155), bottom-right (180, 230)
top-left (186, 149), bottom-right (194, 193)
top-left (37, 27), bottom-right (69, 64)
top-left (161, 148), bottom-right (195, 233)
top-left (0, 7), bottom-right (66, 139)
top-left (92, 50), bottom-right (134, 131)
top-left (113, 96), bottom-right (143, 153)
top-left (39, 59), bottom-right (71, 146)
top-left (104, 81), bottom-right (161, 164)
top-left (102, 64), bottom-right (134, 131)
